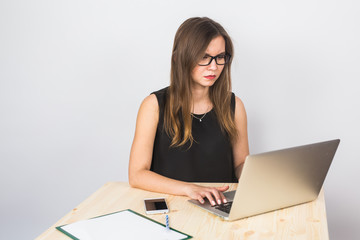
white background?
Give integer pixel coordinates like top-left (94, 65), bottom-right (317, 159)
top-left (0, 0), bottom-right (359, 239)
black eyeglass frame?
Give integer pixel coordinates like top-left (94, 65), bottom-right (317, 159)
top-left (197, 53), bottom-right (232, 66)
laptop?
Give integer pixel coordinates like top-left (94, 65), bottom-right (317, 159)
top-left (188, 139), bottom-right (340, 221)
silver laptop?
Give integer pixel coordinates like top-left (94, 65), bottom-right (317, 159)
top-left (188, 139), bottom-right (340, 221)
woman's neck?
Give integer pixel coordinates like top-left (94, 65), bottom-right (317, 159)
top-left (190, 86), bottom-right (212, 114)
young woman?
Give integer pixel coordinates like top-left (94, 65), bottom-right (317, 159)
top-left (129, 17), bottom-right (249, 206)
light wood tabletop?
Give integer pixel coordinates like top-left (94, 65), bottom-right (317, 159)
top-left (36, 182), bottom-right (329, 240)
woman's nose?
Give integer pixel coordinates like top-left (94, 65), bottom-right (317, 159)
top-left (208, 59), bottom-right (218, 70)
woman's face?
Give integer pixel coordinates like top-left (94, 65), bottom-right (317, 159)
top-left (191, 35), bottom-right (226, 89)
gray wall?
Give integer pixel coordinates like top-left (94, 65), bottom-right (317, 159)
top-left (1, 0), bottom-right (359, 239)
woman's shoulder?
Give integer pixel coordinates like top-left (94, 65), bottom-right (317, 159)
top-left (234, 95), bottom-right (245, 108)
top-left (229, 92), bottom-right (246, 115)
top-left (138, 86), bottom-right (169, 116)
top-left (229, 92), bottom-right (244, 106)
top-left (151, 86), bottom-right (168, 99)
top-left (139, 94), bottom-right (158, 115)
top-left (233, 94), bottom-right (246, 120)
top-left (150, 86), bottom-right (169, 109)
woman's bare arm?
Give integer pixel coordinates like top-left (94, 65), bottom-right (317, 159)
top-left (232, 96), bottom-right (250, 179)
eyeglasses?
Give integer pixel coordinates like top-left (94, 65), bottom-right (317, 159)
top-left (198, 53), bottom-right (231, 66)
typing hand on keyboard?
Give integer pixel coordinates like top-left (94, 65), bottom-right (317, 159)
top-left (214, 202), bottom-right (233, 214)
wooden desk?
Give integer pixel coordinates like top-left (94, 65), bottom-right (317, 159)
top-left (36, 182), bottom-right (329, 240)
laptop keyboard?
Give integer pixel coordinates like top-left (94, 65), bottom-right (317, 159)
top-left (214, 202), bottom-right (233, 214)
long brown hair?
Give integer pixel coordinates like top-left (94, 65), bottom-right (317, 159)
top-left (164, 17), bottom-right (237, 147)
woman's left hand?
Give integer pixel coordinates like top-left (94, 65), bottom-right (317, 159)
top-left (183, 184), bottom-right (229, 206)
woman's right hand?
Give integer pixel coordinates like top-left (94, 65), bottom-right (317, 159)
top-left (183, 184), bottom-right (229, 206)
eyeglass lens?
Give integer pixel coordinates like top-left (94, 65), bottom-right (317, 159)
top-left (198, 54), bottom-right (230, 66)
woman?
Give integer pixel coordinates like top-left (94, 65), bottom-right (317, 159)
top-left (129, 17), bottom-right (249, 206)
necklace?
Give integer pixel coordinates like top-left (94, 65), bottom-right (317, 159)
top-left (191, 103), bottom-right (211, 122)
top-left (191, 109), bottom-right (210, 122)
top-left (191, 112), bottom-right (208, 122)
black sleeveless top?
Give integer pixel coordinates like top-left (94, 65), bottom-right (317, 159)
top-left (151, 87), bottom-right (237, 183)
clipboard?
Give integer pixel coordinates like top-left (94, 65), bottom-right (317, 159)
top-left (56, 209), bottom-right (192, 240)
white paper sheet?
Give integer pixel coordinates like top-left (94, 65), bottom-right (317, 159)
top-left (58, 209), bottom-right (191, 240)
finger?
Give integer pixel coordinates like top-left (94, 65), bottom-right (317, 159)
top-left (210, 188), bottom-right (223, 205)
top-left (216, 185), bottom-right (230, 192)
top-left (215, 186), bottom-right (229, 203)
top-left (204, 192), bottom-right (216, 206)
top-left (218, 191), bottom-right (228, 204)
top-left (197, 196), bottom-right (205, 204)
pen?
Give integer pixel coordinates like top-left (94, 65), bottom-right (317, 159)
top-left (165, 214), bottom-right (170, 231)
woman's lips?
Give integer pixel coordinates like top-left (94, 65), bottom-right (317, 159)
top-left (204, 75), bottom-right (216, 80)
